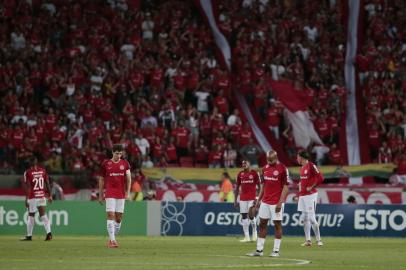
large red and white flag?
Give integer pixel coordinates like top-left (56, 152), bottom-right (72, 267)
top-left (269, 80), bottom-right (323, 148)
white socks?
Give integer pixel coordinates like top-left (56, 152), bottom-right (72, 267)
top-left (309, 213), bottom-right (321, 241)
top-left (256, 237), bottom-right (265, 251)
top-left (251, 217), bottom-right (257, 234)
top-left (242, 218), bottom-right (250, 238)
top-left (273, 238), bottom-right (281, 252)
top-left (304, 220), bottom-right (311, 241)
top-left (107, 220), bottom-right (116, 241)
top-left (27, 216), bottom-right (34, 236)
top-left (40, 215), bottom-right (51, 234)
top-left (114, 221), bottom-right (121, 235)
top-left (303, 212), bottom-right (321, 241)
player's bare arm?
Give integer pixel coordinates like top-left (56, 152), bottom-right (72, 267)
top-left (125, 169), bottom-right (132, 200)
top-left (256, 182), bottom-right (264, 209)
top-left (98, 176), bottom-right (104, 205)
top-left (276, 184), bottom-right (289, 213)
top-left (45, 178), bottom-right (53, 204)
top-left (233, 181), bottom-right (240, 208)
top-left (23, 175), bottom-right (30, 208)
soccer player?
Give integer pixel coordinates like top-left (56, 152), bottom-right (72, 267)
top-left (234, 160), bottom-right (260, 242)
top-left (99, 144), bottom-right (132, 248)
top-left (247, 150), bottom-right (290, 257)
top-left (21, 157), bottom-right (53, 241)
top-left (296, 150), bottom-right (324, 247)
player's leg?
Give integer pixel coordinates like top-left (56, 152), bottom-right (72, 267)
top-left (308, 195), bottom-right (322, 246)
top-left (248, 200), bottom-right (257, 241)
top-left (301, 212), bottom-right (312, 246)
top-left (114, 199), bottom-right (125, 237)
top-left (270, 203), bottom-right (284, 257)
top-left (298, 196), bottom-right (312, 246)
top-left (38, 206), bottom-right (52, 240)
top-left (239, 201), bottom-right (250, 242)
top-left (247, 203), bottom-right (270, 256)
top-left (106, 198), bottom-right (118, 247)
top-left (37, 198), bottom-right (52, 240)
top-left (21, 199), bottom-right (35, 241)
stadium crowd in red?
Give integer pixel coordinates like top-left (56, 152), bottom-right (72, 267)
top-left (221, 0), bottom-right (348, 165)
top-left (0, 0), bottom-right (252, 177)
top-left (219, 0), bottom-right (405, 167)
top-left (0, 0), bottom-right (404, 179)
top-left (358, 0), bottom-right (406, 168)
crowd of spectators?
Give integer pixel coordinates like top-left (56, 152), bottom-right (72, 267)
top-left (0, 0), bottom-right (261, 179)
top-left (359, 0), bottom-right (406, 168)
top-left (219, 0), bottom-right (348, 166)
top-left (0, 0), bottom-right (404, 184)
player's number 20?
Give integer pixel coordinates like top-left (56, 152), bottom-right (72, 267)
top-left (33, 177), bottom-right (44, 190)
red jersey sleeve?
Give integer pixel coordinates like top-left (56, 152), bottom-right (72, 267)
top-left (310, 163), bottom-right (324, 186)
top-left (124, 159), bottom-right (131, 171)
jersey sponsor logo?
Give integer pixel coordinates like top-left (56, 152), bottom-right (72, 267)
top-left (109, 172), bottom-right (124, 176)
top-left (264, 176), bottom-right (278, 181)
top-left (120, 165), bottom-right (125, 170)
top-left (241, 179), bottom-right (254, 184)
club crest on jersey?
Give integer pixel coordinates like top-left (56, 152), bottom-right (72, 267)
top-left (304, 170), bottom-right (308, 174)
top-left (249, 175), bottom-right (253, 179)
top-left (120, 165), bottom-right (125, 170)
top-left (273, 171), bottom-right (279, 176)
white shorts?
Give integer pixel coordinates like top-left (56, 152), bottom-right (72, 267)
top-left (106, 198), bottom-right (125, 213)
top-left (258, 202), bottom-right (284, 221)
top-left (298, 193), bottom-right (318, 213)
top-left (239, 200), bottom-right (255, 214)
top-left (27, 198), bottom-right (47, 213)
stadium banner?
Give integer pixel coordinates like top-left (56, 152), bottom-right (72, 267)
top-left (157, 189), bottom-right (406, 204)
top-left (161, 202), bottom-right (406, 237)
top-left (0, 201), bottom-right (147, 235)
top-left (143, 163), bottom-right (396, 183)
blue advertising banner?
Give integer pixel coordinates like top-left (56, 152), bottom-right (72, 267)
top-left (161, 202), bottom-right (406, 237)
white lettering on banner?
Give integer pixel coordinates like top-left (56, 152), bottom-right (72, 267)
top-left (291, 213), bottom-right (301, 226)
top-left (158, 190), bottom-right (405, 203)
top-left (389, 210), bottom-right (406, 231)
top-left (0, 206), bottom-right (68, 226)
top-left (6, 210), bottom-right (18, 226)
top-left (365, 210), bottom-right (378, 230)
top-left (216, 212), bottom-right (240, 226)
top-left (354, 209), bottom-right (406, 231)
top-left (354, 210), bottom-right (365, 229)
top-left (204, 212), bottom-right (345, 228)
top-left (205, 212), bottom-right (215, 225)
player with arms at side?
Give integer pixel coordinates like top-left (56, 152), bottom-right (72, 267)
top-left (234, 160), bottom-right (261, 242)
top-left (21, 157), bottom-right (53, 241)
top-left (247, 150), bottom-right (290, 257)
top-left (296, 150), bottom-right (324, 247)
top-left (99, 144), bottom-right (132, 248)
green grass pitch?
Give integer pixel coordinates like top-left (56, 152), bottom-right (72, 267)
top-left (1, 236), bottom-right (405, 270)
